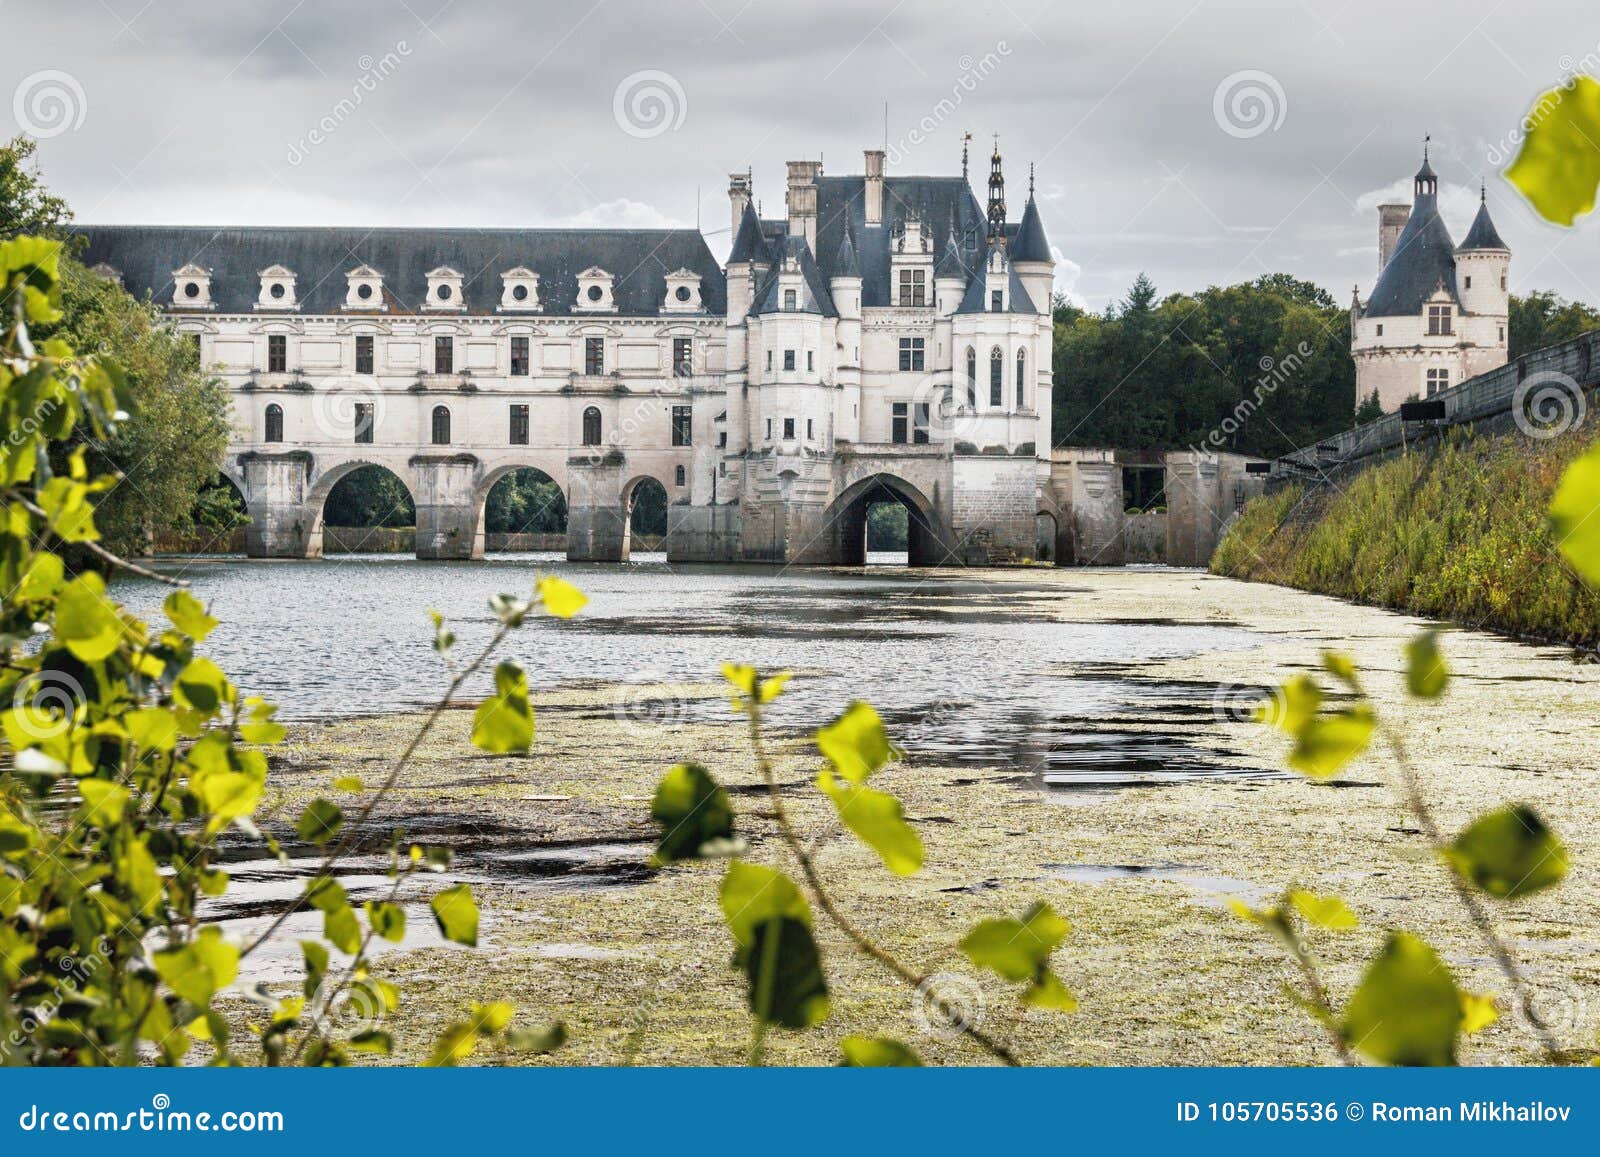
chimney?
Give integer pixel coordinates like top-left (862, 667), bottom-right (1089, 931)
top-left (1378, 203), bottom-right (1410, 272)
top-left (729, 171), bottom-right (751, 240)
top-left (786, 159), bottom-right (822, 253)
top-left (863, 149), bottom-right (885, 226)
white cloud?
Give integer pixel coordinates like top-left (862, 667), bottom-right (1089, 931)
top-left (561, 198), bottom-right (688, 229)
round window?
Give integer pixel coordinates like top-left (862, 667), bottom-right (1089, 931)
top-left (674, 286), bottom-right (692, 302)
top-left (184, 282), bottom-right (200, 299)
top-left (438, 284), bottom-right (452, 301)
top-left (357, 283), bottom-right (374, 300)
top-left (587, 285), bottom-right (604, 302)
top-left (269, 282), bottom-right (286, 299)
top-left (512, 284), bottom-right (528, 301)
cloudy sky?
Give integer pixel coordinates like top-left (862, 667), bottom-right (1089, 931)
top-left (4, 0), bottom-right (1595, 310)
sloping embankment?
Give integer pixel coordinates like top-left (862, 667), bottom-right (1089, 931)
top-left (1211, 426), bottom-right (1600, 647)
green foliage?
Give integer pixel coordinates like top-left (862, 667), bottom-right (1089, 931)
top-left (840, 1036), bottom-right (923, 1066)
top-left (1256, 664), bottom-right (1374, 780)
top-left (866, 502), bottom-right (908, 551)
top-left (815, 701), bottom-right (899, 783)
top-left (1341, 932), bottom-right (1462, 1066)
top-left (484, 467), bottom-right (567, 534)
top-left (815, 771), bottom-right (923, 876)
top-left (470, 661), bottom-right (534, 753)
top-left (649, 763), bottom-right (736, 865)
top-left (1509, 290), bottom-right (1600, 361)
top-left (960, 902), bottom-right (1078, 1012)
top-left (1052, 272), bottom-right (1357, 454)
top-left (738, 916), bottom-right (831, 1029)
top-left (1404, 630), bottom-right (1449, 699)
top-left (1506, 76), bottom-right (1600, 226)
top-left (429, 883), bottom-right (481, 948)
top-left (1549, 441), bottom-right (1600, 586)
top-left (322, 465), bottom-right (415, 529)
top-left (0, 136), bottom-right (72, 238)
top-left (1447, 806), bottom-right (1569, 899)
top-left (1213, 427), bottom-right (1600, 646)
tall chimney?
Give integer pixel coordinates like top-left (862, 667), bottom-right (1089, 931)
top-left (1378, 203), bottom-right (1410, 272)
top-left (786, 160), bottom-right (822, 253)
top-left (863, 149), bottom-right (885, 227)
top-left (729, 171), bottom-right (752, 240)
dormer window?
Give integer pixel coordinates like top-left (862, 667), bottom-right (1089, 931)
top-left (171, 264), bottom-right (213, 310)
top-left (576, 267), bottom-right (616, 312)
top-left (990, 290), bottom-right (1004, 312)
top-left (344, 265), bottom-right (386, 311)
top-left (256, 265), bottom-right (297, 311)
top-left (499, 267), bottom-right (540, 312)
top-left (424, 267), bottom-right (465, 312)
top-left (897, 269), bottom-right (927, 307)
top-left (662, 269), bottom-right (703, 313)
top-left (1427, 304), bottom-right (1453, 336)
top-left (783, 289), bottom-right (797, 311)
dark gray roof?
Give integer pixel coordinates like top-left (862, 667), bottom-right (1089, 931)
top-left (1362, 191), bottom-right (1459, 318)
top-left (1459, 198), bottom-right (1508, 252)
top-left (954, 244), bottom-right (1037, 315)
top-left (73, 224), bottom-right (727, 316)
top-left (751, 235), bottom-right (837, 317)
top-left (832, 223), bottom-right (860, 278)
top-left (1010, 194), bottom-right (1051, 263)
top-left (811, 175), bottom-right (987, 307)
top-left (935, 228), bottom-right (969, 280)
top-left (727, 202), bottom-right (771, 265)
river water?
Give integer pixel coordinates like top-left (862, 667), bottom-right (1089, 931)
top-left (115, 552), bottom-right (1277, 786)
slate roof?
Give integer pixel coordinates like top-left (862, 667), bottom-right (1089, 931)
top-left (954, 244), bottom-right (1037, 315)
top-left (727, 201), bottom-right (772, 265)
top-left (751, 235), bottom-right (837, 316)
top-left (72, 224), bottom-right (728, 316)
top-left (1010, 194), bottom-right (1051, 263)
top-left (1362, 187), bottom-right (1459, 318)
top-left (1459, 197), bottom-right (1508, 252)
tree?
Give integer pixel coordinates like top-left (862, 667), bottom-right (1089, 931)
top-left (484, 468), bottom-right (566, 534)
top-left (323, 466), bottom-right (415, 528)
top-left (0, 135), bottom-right (70, 238)
top-left (1508, 290), bottom-right (1600, 360)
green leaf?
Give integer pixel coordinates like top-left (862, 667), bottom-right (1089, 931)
top-left (471, 661), bottom-right (534, 754)
top-left (239, 697), bottom-right (286, 745)
top-left (430, 883), bottom-right (479, 946)
top-left (348, 1030), bottom-right (393, 1055)
top-left (815, 701), bottom-right (898, 783)
top-left (816, 770), bottom-right (923, 876)
top-left (53, 572), bottom-right (122, 662)
top-left (1460, 990), bottom-right (1500, 1035)
top-left (154, 928), bottom-right (238, 1007)
top-left (1255, 674), bottom-right (1322, 734)
top-left (737, 916), bottom-right (830, 1029)
top-left (1446, 805), bottom-right (1568, 899)
top-left (1550, 443), bottom-right (1600, 587)
top-left (163, 588), bottom-right (219, 642)
top-left (505, 1022), bottom-right (567, 1054)
top-left (960, 901), bottom-right (1071, 983)
top-left (649, 762), bottom-right (735, 865)
top-left (323, 904), bottom-right (361, 955)
top-left (1506, 76), bottom-right (1600, 225)
top-left (79, 779), bottom-right (129, 827)
top-left (1341, 931), bottom-right (1461, 1066)
top-left (296, 799), bottom-right (343, 845)
top-left (719, 861), bottom-right (811, 947)
top-left (488, 593), bottom-right (529, 626)
top-left (840, 1036), bottom-right (923, 1066)
top-left (1320, 651), bottom-right (1358, 688)
top-left (332, 775), bottom-right (364, 793)
top-left (118, 836), bottom-right (163, 915)
top-left (1287, 707), bottom-right (1375, 780)
top-left (1022, 969), bottom-right (1080, 1012)
top-left (173, 657), bottom-right (232, 716)
top-left (1404, 630), bottom-right (1449, 699)
top-left (1288, 890), bottom-right (1358, 931)
top-left (365, 900), bottom-right (406, 942)
top-left (18, 551), bottom-right (64, 600)
top-left (124, 707), bottom-right (179, 753)
top-left (428, 609), bottom-right (455, 654)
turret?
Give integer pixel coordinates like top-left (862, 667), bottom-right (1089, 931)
top-left (1011, 164), bottom-right (1054, 315)
top-left (726, 199), bottom-right (770, 325)
top-left (1456, 184), bottom-right (1510, 324)
top-left (934, 210), bottom-right (969, 317)
top-left (830, 221), bottom-right (862, 320)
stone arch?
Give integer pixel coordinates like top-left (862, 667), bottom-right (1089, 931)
top-left (471, 458), bottom-right (571, 556)
top-left (304, 458), bottom-right (417, 557)
top-left (620, 473), bottom-right (670, 560)
top-left (825, 472), bottom-right (946, 566)
top-left (1035, 508), bottom-right (1061, 565)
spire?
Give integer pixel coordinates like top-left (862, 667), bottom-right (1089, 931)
top-left (832, 219), bottom-right (860, 278)
top-left (1459, 192), bottom-right (1509, 252)
top-left (936, 206), bottom-right (969, 280)
top-left (987, 134), bottom-right (1006, 243)
top-left (1011, 178), bottom-right (1051, 264)
top-left (961, 131), bottom-right (971, 181)
top-left (728, 200), bottom-right (770, 265)
top-left (1029, 162), bottom-right (1035, 197)
top-left (1414, 134), bottom-right (1437, 201)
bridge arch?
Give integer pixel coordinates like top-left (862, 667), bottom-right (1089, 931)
top-left (825, 472), bottom-right (946, 567)
top-left (471, 458), bottom-right (570, 555)
top-left (621, 473), bottom-right (670, 560)
top-left (305, 459), bottom-right (416, 555)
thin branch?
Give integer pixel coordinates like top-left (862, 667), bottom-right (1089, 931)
top-left (744, 701), bottom-right (1022, 1067)
top-left (17, 499), bottom-right (189, 586)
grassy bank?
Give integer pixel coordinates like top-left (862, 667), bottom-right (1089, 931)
top-left (1212, 426), bottom-right (1600, 646)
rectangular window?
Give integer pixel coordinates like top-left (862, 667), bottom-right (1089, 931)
top-left (585, 337), bottom-right (604, 375)
top-left (898, 337), bottom-right (926, 372)
top-left (913, 403), bottom-right (930, 444)
top-left (510, 336), bottom-right (529, 376)
top-left (188, 333), bottom-right (202, 361)
top-left (766, 350), bottom-right (772, 371)
top-left (355, 334), bottom-right (374, 375)
top-left (354, 402), bottom-right (374, 444)
top-left (1426, 368), bottom-right (1450, 396)
top-left (783, 349), bottom-right (796, 372)
top-left (673, 338), bottom-right (693, 378)
top-left (1464, 275), bottom-right (1472, 289)
top-left (783, 418), bottom-right (795, 440)
top-left (1375, 324), bottom-right (1383, 337)
top-left (671, 404), bottom-right (692, 447)
top-left (990, 290), bottom-right (1004, 312)
top-left (783, 289), bottom-right (797, 311)
top-left (891, 402), bottom-right (908, 444)
top-left (509, 403), bottom-right (530, 445)
top-left (267, 334), bottom-right (287, 373)
top-left (807, 350), bottom-right (814, 372)
top-left (1427, 305), bottom-right (1453, 336)
top-left (897, 269), bottom-right (927, 307)
top-left (806, 418), bottom-right (814, 440)
top-left (434, 336), bottom-right (454, 374)
top-left (765, 418), bottom-right (772, 440)
top-left (718, 430), bottom-right (728, 448)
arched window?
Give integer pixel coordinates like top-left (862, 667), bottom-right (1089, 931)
top-left (431, 405), bottom-right (451, 445)
top-left (264, 403), bottom-right (283, 443)
top-left (965, 347), bottom-right (976, 408)
top-left (674, 464), bottom-right (686, 486)
top-left (582, 406), bottom-right (602, 446)
top-left (989, 347), bottom-right (1003, 407)
top-left (1016, 349), bottom-right (1027, 409)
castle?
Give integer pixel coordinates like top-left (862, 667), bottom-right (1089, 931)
top-left (1350, 148), bottom-right (1511, 412)
top-left (79, 142), bottom-right (1066, 566)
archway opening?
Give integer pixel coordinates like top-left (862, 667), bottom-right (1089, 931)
top-left (320, 464), bottom-right (415, 554)
top-left (831, 474), bottom-right (942, 567)
top-left (624, 476), bottom-right (669, 560)
top-left (1035, 511), bottom-right (1059, 565)
top-left (174, 473), bottom-right (249, 554)
top-left (483, 467), bottom-right (567, 553)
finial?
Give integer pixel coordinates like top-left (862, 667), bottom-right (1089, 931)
top-left (961, 131), bottom-right (971, 180)
top-left (1028, 162), bottom-right (1035, 197)
top-left (1480, 177), bottom-right (1486, 202)
top-left (1423, 132), bottom-right (1430, 161)
top-left (992, 131), bottom-right (1001, 159)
